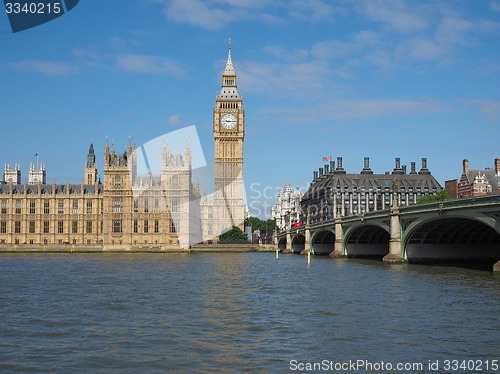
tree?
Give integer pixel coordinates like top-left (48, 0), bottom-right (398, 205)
top-left (417, 189), bottom-right (451, 204)
top-left (244, 217), bottom-right (277, 234)
top-left (219, 226), bottom-right (248, 243)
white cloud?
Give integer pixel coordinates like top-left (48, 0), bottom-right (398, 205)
top-left (155, 0), bottom-right (337, 29)
top-left (9, 60), bottom-right (77, 76)
top-left (164, 0), bottom-right (232, 30)
top-left (116, 54), bottom-right (186, 76)
top-left (311, 39), bottom-right (351, 60)
top-left (357, 0), bottom-right (429, 33)
top-left (238, 60), bottom-right (333, 99)
top-left (257, 98), bottom-right (448, 125)
top-left (168, 115), bottom-right (182, 126)
top-left (288, 0), bottom-right (339, 21)
top-left (468, 99), bottom-right (500, 123)
top-left (491, 1), bottom-right (500, 12)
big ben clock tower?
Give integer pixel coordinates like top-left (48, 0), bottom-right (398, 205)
top-left (213, 39), bottom-right (245, 234)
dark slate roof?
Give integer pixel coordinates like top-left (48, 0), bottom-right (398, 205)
top-left (0, 184), bottom-right (103, 195)
top-left (465, 169), bottom-right (500, 190)
top-left (303, 172), bottom-right (442, 202)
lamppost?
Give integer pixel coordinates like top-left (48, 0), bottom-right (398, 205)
top-left (392, 179), bottom-right (398, 207)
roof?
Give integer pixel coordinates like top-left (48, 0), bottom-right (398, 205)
top-left (223, 49), bottom-right (236, 77)
top-left (0, 183), bottom-right (103, 195)
top-left (465, 169), bottom-right (500, 190)
top-left (302, 172), bottom-right (442, 202)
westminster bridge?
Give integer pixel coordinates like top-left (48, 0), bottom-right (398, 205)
top-left (276, 194), bottom-right (500, 272)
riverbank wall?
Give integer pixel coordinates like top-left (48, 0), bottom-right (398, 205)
top-left (0, 244), bottom-right (275, 253)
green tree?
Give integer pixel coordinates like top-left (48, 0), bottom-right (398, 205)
top-left (244, 217), bottom-right (277, 234)
top-left (219, 226), bottom-right (248, 243)
top-left (417, 189), bottom-right (451, 204)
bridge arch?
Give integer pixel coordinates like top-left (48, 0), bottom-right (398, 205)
top-left (403, 213), bottom-right (500, 264)
top-left (344, 223), bottom-right (390, 259)
top-left (291, 233), bottom-right (305, 254)
top-left (311, 230), bottom-right (335, 255)
top-left (278, 237), bottom-right (287, 251)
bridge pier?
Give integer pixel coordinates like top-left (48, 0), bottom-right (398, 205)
top-left (283, 230), bottom-right (292, 253)
top-left (494, 260), bottom-right (500, 274)
top-left (383, 207), bottom-right (406, 264)
top-left (300, 224), bottom-right (311, 255)
top-left (330, 217), bottom-right (344, 258)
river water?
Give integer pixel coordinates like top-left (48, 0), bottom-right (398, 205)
top-left (0, 253), bottom-right (498, 373)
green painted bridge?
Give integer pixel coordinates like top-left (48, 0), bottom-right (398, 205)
top-left (276, 194), bottom-right (500, 271)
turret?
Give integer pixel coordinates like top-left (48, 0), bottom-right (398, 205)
top-left (85, 142), bottom-right (98, 185)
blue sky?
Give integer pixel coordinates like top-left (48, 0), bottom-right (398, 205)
top-left (1, 0), bottom-right (500, 218)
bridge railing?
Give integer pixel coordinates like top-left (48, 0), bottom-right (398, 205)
top-left (276, 193), bottom-right (500, 236)
top-left (399, 193), bottom-right (500, 214)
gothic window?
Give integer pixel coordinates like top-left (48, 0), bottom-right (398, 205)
top-left (172, 176), bottom-right (179, 187)
top-left (1, 201), bottom-right (7, 214)
top-left (58, 202), bottom-right (64, 214)
top-left (115, 176), bottom-right (121, 187)
top-left (15, 221), bottom-right (21, 233)
top-left (154, 219), bottom-right (159, 233)
top-left (170, 198), bottom-right (179, 213)
top-left (44, 201), bottom-right (50, 214)
top-left (154, 198), bottom-right (159, 213)
top-left (43, 221), bottom-right (49, 233)
top-left (0, 221), bottom-right (6, 233)
top-left (86, 221), bottom-right (92, 234)
top-left (15, 201), bottom-right (21, 214)
top-left (113, 199), bottom-right (122, 213)
top-left (72, 221), bottom-right (78, 233)
top-left (29, 221), bottom-right (35, 233)
top-left (29, 200), bottom-right (36, 215)
top-left (73, 201), bottom-right (78, 214)
top-left (170, 219), bottom-right (176, 233)
top-left (134, 199), bottom-right (138, 213)
top-left (112, 220), bottom-right (122, 233)
top-left (133, 220), bottom-right (138, 233)
top-left (144, 199), bottom-right (149, 213)
top-left (87, 201), bottom-right (92, 215)
top-left (144, 220), bottom-right (149, 233)
top-left (58, 221), bottom-right (64, 233)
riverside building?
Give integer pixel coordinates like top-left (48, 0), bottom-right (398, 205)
top-left (300, 157), bottom-right (442, 224)
top-left (0, 42), bottom-right (246, 248)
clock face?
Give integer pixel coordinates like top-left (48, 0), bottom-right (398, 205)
top-left (221, 113), bottom-right (237, 130)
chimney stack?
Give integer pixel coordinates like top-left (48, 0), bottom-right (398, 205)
top-left (336, 157), bottom-right (346, 174)
top-left (463, 159), bottom-right (469, 173)
top-left (325, 164), bottom-right (329, 174)
top-left (361, 157), bottom-right (373, 174)
top-left (330, 160), bottom-right (335, 173)
top-left (314, 171), bottom-right (318, 180)
top-left (419, 158), bottom-right (430, 175)
top-left (392, 157), bottom-right (403, 174)
top-left (402, 165), bottom-right (407, 174)
top-left (319, 167), bottom-right (323, 176)
top-left (410, 162), bottom-right (416, 174)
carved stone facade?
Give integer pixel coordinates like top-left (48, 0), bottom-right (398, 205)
top-left (458, 158), bottom-right (500, 198)
top-left (0, 139), bottom-right (201, 248)
top-left (0, 42), bottom-right (244, 247)
top-left (271, 181), bottom-right (303, 231)
top-left (201, 41), bottom-right (245, 241)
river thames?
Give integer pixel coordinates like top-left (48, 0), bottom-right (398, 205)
top-left (0, 253), bottom-right (498, 373)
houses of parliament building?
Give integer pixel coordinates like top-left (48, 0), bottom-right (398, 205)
top-left (0, 43), bottom-right (246, 249)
